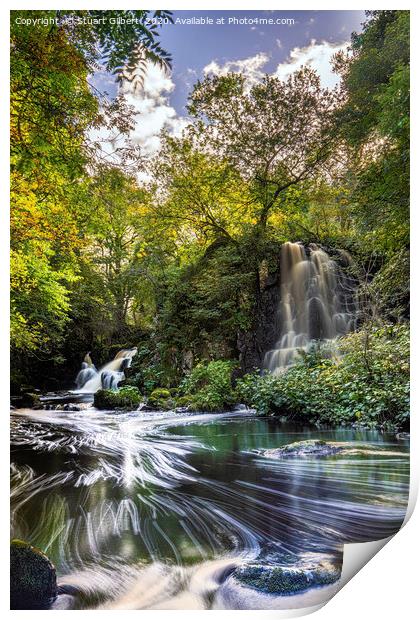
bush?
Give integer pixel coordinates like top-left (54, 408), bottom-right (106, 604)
top-left (180, 359), bottom-right (238, 412)
top-left (235, 324), bottom-right (409, 430)
top-left (94, 386), bottom-right (142, 410)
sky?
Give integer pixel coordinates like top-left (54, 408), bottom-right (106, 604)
top-left (92, 9), bottom-right (366, 159)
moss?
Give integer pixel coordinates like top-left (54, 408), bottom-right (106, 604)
top-left (176, 395), bottom-right (194, 408)
top-left (10, 539), bottom-right (57, 609)
top-left (234, 561), bottom-right (340, 595)
top-left (147, 388), bottom-right (176, 410)
top-left (150, 388), bottom-right (171, 400)
top-left (262, 440), bottom-right (345, 459)
top-left (18, 392), bottom-right (41, 408)
top-left (94, 386), bottom-right (142, 410)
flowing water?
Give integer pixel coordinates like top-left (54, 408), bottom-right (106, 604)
top-left (10, 407), bottom-right (409, 610)
top-left (264, 242), bottom-right (357, 373)
top-left (75, 347), bottom-right (138, 393)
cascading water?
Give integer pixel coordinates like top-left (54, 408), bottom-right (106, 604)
top-left (264, 242), bottom-right (356, 374)
top-left (75, 347), bottom-right (138, 393)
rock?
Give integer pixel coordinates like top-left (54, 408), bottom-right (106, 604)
top-left (261, 440), bottom-right (345, 458)
top-left (396, 432), bottom-right (410, 441)
top-left (94, 386), bottom-right (142, 410)
top-left (147, 388), bottom-right (176, 410)
top-left (231, 552), bottom-right (340, 595)
top-left (63, 404), bottom-right (81, 412)
top-left (10, 539), bottom-right (57, 609)
top-left (175, 395), bottom-right (194, 409)
top-left (15, 392), bottom-right (41, 408)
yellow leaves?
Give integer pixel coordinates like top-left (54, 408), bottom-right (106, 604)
top-left (268, 211), bottom-right (287, 229)
top-left (10, 310), bottom-right (42, 352)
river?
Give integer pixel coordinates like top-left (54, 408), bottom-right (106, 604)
top-left (10, 407), bottom-right (409, 610)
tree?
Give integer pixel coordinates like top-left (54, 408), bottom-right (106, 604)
top-left (11, 10), bottom-right (172, 89)
top-left (10, 10), bottom-right (172, 362)
top-left (151, 136), bottom-right (255, 244)
top-left (82, 168), bottom-right (155, 330)
top-left (334, 10), bottom-right (409, 252)
top-left (187, 68), bottom-right (340, 230)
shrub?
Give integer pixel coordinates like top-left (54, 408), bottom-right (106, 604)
top-left (94, 386), bottom-right (142, 410)
top-left (180, 359), bottom-right (238, 412)
top-left (235, 324), bottom-right (409, 430)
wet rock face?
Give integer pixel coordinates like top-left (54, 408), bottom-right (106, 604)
top-left (237, 267), bottom-right (281, 374)
top-left (10, 539), bottom-right (57, 609)
top-left (262, 440), bottom-right (345, 458)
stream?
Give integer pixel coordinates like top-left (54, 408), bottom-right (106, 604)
top-left (10, 406), bottom-right (409, 609)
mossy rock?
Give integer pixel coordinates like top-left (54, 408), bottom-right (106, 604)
top-left (16, 392), bottom-right (41, 408)
top-left (148, 388), bottom-right (175, 410)
top-left (262, 440), bottom-right (345, 459)
top-left (176, 395), bottom-right (194, 408)
top-left (10, 539), bottom-right (57, 609)
top-left (150, 388), bottom-right (171, 400)
top-left (233, 556), bottom-right (340, 595)
top-left (94, 386), bottom-right (142, 410)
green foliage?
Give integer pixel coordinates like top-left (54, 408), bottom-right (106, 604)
top-left (10, 8), bottom-right (410, 422)
top-left (188, 69), bottom-right (339, 229)
top-left (10, 246), bottom-right (75, 354)
top-left (10, 9), bottom-right (173, 381)
top-left (147, 388), bottom-right (176, 410)
top-left (175, 395), bottom-right (194, 408)
top-left (370, 248), bottom-right (409, 321)
top-left (94, 386), bottom-right (142, 410)
top-left (180, 360), bottom-right (238, 412)
top-left (236, 324), bottom-right (409, 430)
top-left (156, 238), bottom-right (256, 363)
top-left (335, 11), bottom-right (409, 253)
top-left (11, 10), bottom-right (172, 90)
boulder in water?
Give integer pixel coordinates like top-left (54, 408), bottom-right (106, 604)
top-left (148, 388), bottom-right (176, 410)
top-left (63, 404), bottom-right (81, 412)
top-left (15, 392), bottom-right (42, 409)
top-left (10, 539), bottom-right (57, 609)
top-left (94, 386), bottom-right (142, 410)
top-left (231, 554), bottom-right (340, 595)
top-left (261, 439), bottom-right (345, 458)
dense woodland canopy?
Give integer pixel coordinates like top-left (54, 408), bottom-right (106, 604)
top-left (10, 10), bottom-right (410, 428)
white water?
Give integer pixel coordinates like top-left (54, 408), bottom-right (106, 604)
top-left (10, 408), bottom-right (409, 610)
top-left (75, 347), bottom-right (137, 393)
top-left (265, 242), bottom-right (356, 373)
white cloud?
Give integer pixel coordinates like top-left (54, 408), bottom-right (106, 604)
top-left (274, 40), bottom-right (347, 89)
top-left (121, 62), bottom-right (189, 156)
top-left (92, 40), bottom-right (348, 177)
top-left (203, 52), bottom-right (270, 89)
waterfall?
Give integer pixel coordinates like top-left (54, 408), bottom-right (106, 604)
top-left (75, 348), bottom-right (138, 393)
top-left (264, 242), bottom-right (356, 374)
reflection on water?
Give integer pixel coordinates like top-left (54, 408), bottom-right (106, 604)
top-left (10, 409), bottom-right (409, 609)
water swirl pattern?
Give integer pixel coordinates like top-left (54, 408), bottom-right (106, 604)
top-left (10, 407), bottom-right (409, 609)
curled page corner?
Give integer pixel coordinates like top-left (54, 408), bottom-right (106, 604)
top-left (338, 474), bottom-right (417, 593)
top-left (339, 537), bottom-right (393, 590)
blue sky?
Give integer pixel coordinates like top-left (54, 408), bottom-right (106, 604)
top-left (92, 10), bottom-right (366, 160)
top-left (158, 10), bottom-right (365, 114)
